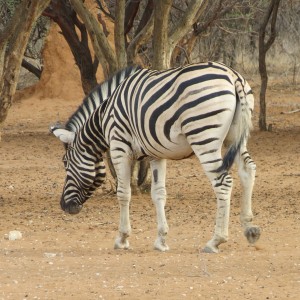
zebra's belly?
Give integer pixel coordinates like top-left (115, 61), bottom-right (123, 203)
top-left (164, 144), bottom-right (194, 160)
top-left (137, 133), bottom-right (194, 160)
top-left (163, 134), bottom-right (194, 159)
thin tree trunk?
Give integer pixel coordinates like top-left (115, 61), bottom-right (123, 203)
top-left (114, 0), bottom-right (127, 69)
top-left (69, 0), bottom-right (117, 77)
top-left (152, 0), bottom-right (172, 70)
top-left (258, 43), bottom-right (268, 131)
top-left (258, 0), bottom-right (281, 131)
top-left (0, 0), bottom-right (51, 127)
top-left (127, 12), bottom-right (154, 65)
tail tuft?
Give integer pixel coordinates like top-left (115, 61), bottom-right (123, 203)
top-left (217, 78), bottom-right (254, 173)
top-left (215, 140), bottom-right (243, 173)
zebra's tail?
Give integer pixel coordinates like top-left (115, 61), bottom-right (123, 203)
top-left (216, 79), bottom-right (254, 173)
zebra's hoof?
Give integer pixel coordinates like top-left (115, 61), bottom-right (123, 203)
top-left (202, 235), bottom-right (227, 253)
top-left (202, 245), bottom-right (219, 254)
top-left (154, 238), bottom-right (169, 252)
top-left (245, 226), bottom-right (261, 244)
top-left (114, 237), bottom-right (130, 250)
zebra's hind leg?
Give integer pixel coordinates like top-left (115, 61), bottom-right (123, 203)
top-left (236, 147), bottom-right (261, 245)
top-left (150, 159), bottom-right (169, 251)
top-left (203, 171), bottom-right (233, 253)
top-left (192, 147), bottom-right (233, 253)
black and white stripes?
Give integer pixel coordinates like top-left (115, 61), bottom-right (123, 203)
top-left (52, 61), bottom-right (260, 252)
top-left (65, 65), bottom-right (141, 132)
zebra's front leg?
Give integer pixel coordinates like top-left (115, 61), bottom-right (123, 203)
top-left (203, 172), bottom-right (233, 253)
top-left (150, 159), bottom-right (169, 251)
top-left (111, 154), bottom-right (132, 250)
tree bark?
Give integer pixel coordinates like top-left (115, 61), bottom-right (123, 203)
top-left (0, 0), bottom-right (51, 126)
top-left (152, 0), bottom-right (173, 69)
top-left (152, 0), bottom-right (206, 70)
top-left (168, 0), bottom-right (207, 60)
top-left (258, 0), bottom-right (281, 131)
top-left (69, 0), bottom-right (117, 77)
top-left (127, 12), bottom-right (154, 65)
top-left (124, 0), bottom-right (140, 35)
top-left (114, 0), bottom-right (127, 69)
top-left (135, 0), bottom-right (154, 36)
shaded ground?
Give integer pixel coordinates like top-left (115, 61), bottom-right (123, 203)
top-left (0, 81), bottom-right (299, 300)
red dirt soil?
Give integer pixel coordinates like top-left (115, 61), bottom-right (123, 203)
top-left (0, 21), bottom-right (300, 300)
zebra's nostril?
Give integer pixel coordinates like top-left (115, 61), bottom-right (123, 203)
top-left (68, 203), bottom-right (82, 214)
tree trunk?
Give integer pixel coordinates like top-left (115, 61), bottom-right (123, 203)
top-left (152, 0), bottom-right (172, 70)
top-left (152, 0), bottom-right (207, 70)
top-left (114, 0), bottom-right (127, 69)
top-left (127, 13), bottom-right (154, 65)
top-left (126, 0), bottom-right (154, 66)
top-left (0, 0), bottom-right (51, 127)
top-left (69, 0), bottom-right (117, 77)
top-left (258, 43), bottom-right (268, 131)
top-left (258, 0), bottom-right (281, 131)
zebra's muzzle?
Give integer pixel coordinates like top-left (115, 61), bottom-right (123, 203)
top-left (61, 198), bottom-right (83, 215)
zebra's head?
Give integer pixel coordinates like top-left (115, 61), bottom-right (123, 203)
top-left (51, 126), bottom-right (106, 214)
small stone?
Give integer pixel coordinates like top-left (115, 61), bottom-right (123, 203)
top-left (8, 230), bottom-right (22, 240)
top-left (44, 252), bottom-right (57, 258)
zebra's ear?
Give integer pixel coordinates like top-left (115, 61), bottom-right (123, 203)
top-left (51, 127), bottom-right (75, 144)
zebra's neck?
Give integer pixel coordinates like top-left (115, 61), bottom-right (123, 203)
top-left (65, 65), bottom-right (142, 133)
top-left (77, 101), bottom-right (110, 155)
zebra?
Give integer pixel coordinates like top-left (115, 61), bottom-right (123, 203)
top-left (60, 65), bottom-right (148, 191)
top-left (51, 61), bottom-right (261, 253)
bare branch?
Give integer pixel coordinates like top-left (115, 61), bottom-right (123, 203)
top-left (95, 0), bottom-right (114, 20)
top-left (281, 109), bottom-right (300, 114)
top-left (135, 0), bottom-right (153, 36)
top-left (124, 0), bottom-right (140, 35)
top-left (70, 0), bottom-right (117, 76)
top-left (265, 0), bottom-right (281, 51)
top-left (193, 0), bottom-right (239, 36)
top-left (21, 59), bottom-right (42, 79)
top-left (127, 12), bottom-right (154, 65)
top-left (169, 0), bottom-right (207, 51)
top-left (97, 13), bottom-right (109, 37)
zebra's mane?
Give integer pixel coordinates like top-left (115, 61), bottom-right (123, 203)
top-left (65, 65), bottom-right (142, 132)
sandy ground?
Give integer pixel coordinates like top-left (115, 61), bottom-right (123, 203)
top-left (0, 81), bottom-right (299, 300)
top-left (1, 15), bottom-right (300, 299)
